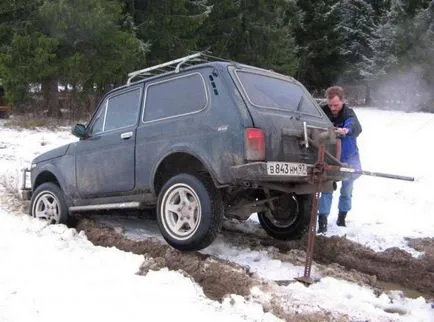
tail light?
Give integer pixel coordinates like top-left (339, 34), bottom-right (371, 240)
top-left (245, 128), bottom-right (265, 161)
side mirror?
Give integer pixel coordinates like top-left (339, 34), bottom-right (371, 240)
top-left (72, 124), bottom-right (87, 139)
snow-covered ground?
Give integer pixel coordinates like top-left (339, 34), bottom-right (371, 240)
top-left (1, 109), bottom-right (433, 321)
top-left (335, 109), bottom-right (434, 253)
top-left (0, 210), bottom-right (280, 322)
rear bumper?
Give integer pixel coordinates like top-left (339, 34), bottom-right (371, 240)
top-left (230, 161), bottom-right (352, 193)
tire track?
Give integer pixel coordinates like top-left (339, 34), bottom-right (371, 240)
top-left (76, 218), bottom-right (347, 322)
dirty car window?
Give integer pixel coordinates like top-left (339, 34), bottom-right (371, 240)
top-left (89, 101), bottom-right (106, 135)
top-left (143, 73), bottom-right (207, 122)
top-left (236, 71), bottom-right (321, 116)
top-left (104, 88), bottom-right (141, 131)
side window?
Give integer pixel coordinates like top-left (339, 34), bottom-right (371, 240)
top-left (89, 101), bottom-right (107, 135)
top-left (143, 73), bottom-right (207, 122)
top-left (104, 88), bottom-right (142, 132)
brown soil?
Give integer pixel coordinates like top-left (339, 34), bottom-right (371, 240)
top-left (76, 219), bottom-right (255, 301)
top-left (220, 229), bottom-right (378, 287)
top-left (313, 235), bottom-right (434, 298)
top-left (76, 218), bottom-right (348, 321)
top-left (406, 237), bottom-right (434, 260)
top-left (221, 228), bottom-right (434, 298)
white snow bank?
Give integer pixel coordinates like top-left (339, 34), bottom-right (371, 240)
top-left (0, 209), bottom-right (279, 322)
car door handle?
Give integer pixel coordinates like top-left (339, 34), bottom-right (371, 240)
top-left (120, 131), bottom-right (133, 140)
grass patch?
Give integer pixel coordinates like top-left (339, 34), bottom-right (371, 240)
top-left (3, 114), bottom-right (83, 130)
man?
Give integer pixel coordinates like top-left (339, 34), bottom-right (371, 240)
top-left (318, 86), bottom-right (362, 233)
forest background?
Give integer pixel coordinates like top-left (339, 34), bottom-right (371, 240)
top-left (1, 0), bottom-right (433, 118)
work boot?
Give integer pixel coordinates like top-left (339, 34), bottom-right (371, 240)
top-left (336, 211), bottom-right (347, 227)
top-left (318, 215), bottom-right (328, 233)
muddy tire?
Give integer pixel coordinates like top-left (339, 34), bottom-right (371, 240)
top-left (30, 182), bottom-right (70, 225)
top-left (156, 173), bottom-right (223, 251)
top-left (258, 194), bottom-right (312, 240)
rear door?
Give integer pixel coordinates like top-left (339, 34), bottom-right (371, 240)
top-left (231, 68), bottom-right (334, 165)
top-left (75, 86), bottom-right (143, 198)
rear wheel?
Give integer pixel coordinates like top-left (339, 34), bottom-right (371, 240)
top-left (156, 173), bottom-right (223, 251)
top-left (30, 182), bottom-right (69, 225)
top-left (258, 194), bottom-right (312, 240)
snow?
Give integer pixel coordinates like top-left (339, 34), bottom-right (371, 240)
top-left (0, 208), bottom-right (279, 322)
top-left (276, 278), bottom-right (432, 321)
top-left (1, 109), bottom-right (434, 321)
top-left (203, 236), bottom-right (308, 281)
top-left (329, 109), bottom-right (434, 253)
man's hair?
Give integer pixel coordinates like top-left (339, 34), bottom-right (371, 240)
top-left (325, 86), bottom-right (345, 100)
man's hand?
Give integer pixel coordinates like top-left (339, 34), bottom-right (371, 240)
top-left (335, 127), bottom-right (349, 137)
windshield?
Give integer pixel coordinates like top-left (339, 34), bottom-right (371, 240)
top-left (236, 70), bottom-right (321, 117)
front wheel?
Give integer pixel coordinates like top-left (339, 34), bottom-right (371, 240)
top-left (258, 194), bottom-right (313, 240)
top-left (30, 182), bottom-right (69, 224)
top-left (156, 173), bottom-right (224, 251)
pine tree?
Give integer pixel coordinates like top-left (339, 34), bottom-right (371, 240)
top-left (333, 0), bottom-right (377, 83)
top-left (199, 0), bottom-right (300, 76)
top-left (388, 0), bottom-right (431, 60)
top-left (406, 1), bottom-right (434, 110)
top-left (0, 0), bottom-right (45, 106)
top-left (364, 0), bottom-right (391, 16)
top-left (198, 0), bottom-right (240, 58)
top-left (0, 0), bottom-right (146, 116)
top-left (367, 0), bottom-right (433, 109)
top-left (234, 0), bottom-right (300, 75)
top-left (133, 0), bottom-right (209, 65)
top-left (371, 13), bottom-right (398, 78)
top-left (295, 0), bottom-right (342, 90)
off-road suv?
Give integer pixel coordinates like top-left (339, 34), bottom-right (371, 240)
top-left (22, 53), bottom-right (348, 251)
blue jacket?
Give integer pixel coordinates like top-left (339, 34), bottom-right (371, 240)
top-left (321, 104), bottom-right (362, 170)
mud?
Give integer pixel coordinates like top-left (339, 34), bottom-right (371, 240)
top-left (220, 229), bottom-right (378, 288)
top-left (76, 218), bottom-right (348, 321)
top-left (406, 237), bottom-right (434, 260)
top-left (220, 228), bottom-right (434, 298)
top-left (76, 219), bottom-right (257, 301)
top-left (313, 235), bottom-right (434, 298)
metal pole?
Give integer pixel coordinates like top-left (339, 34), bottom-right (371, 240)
top-left (296, 144), bottom-right (325, 285)
top-left (308, 137), bottom-right (414, 182)
top-left (339, 168), bottom-right (415, 182)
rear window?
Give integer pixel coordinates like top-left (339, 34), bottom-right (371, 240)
top-left (236, 71), bottom-right (321, 116)
top-left (143, 73), bottom-right (207, 122)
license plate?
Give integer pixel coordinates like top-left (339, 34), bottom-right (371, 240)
top-left (266, 162), bottom-right (308, 176)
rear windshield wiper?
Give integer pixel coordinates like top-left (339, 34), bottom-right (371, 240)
top-left (295, 95), bottom-right (304, 113)
top-left (293, 95), bottom-right (304, 119)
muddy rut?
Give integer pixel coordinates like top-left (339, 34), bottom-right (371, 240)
top-left (77, 216), bottom-right (434, 300)
top-left (221, 227), bottom-right (434, 298)
top-left (76, 219), bottom-right (349, 321)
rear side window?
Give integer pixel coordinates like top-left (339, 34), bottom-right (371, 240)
top-left (143, 73), bottom-right (207, 122)
top-left (236, 71), bottom-right (321, 116)
top-left (90, 103), bottom-right (106, 135)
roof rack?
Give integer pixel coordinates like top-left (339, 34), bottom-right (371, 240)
top-left (126, 51), bottom-right (231, 85)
